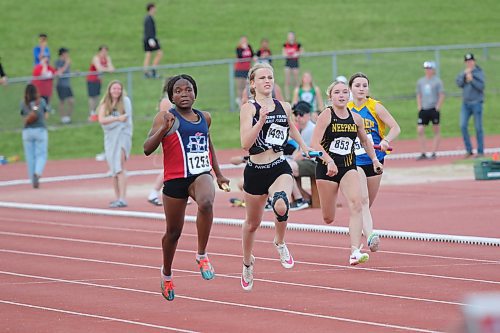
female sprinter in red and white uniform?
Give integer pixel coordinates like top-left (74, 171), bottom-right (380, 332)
top-left (144, 74), bottom-right (229, 301)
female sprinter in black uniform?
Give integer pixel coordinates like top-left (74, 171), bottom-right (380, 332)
top-left (143, 74), bottom-right (229, 301)
top-left (239, 62), bottom-right (311, 291)
top-left (311, 80), bottom-right (382, 265)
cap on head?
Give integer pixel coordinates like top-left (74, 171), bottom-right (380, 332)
top-left (464, 53), bottom-right (475, 61)
top-left (423, 61), bottom-right (436, 69)
top-left (292, 101), bottom-right (312, 116)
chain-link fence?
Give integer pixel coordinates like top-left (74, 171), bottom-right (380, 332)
top-left (1, 42), bottom-right (499, 131)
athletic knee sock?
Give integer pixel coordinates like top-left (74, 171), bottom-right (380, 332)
top-left (196, 253), bottom-right (207, 262)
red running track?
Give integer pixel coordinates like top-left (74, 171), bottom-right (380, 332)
top-left (1, 136), bottom-right (499, 332)
top-left (1, 208), bottom-right (499, 333)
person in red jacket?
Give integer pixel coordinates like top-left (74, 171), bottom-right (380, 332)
top-left (282, 31), bottom-right (303, 101)
top-left (234, 35), bottom-right (254, 107)
top-left (32, 55), bottom-right (56, 110)
top-left (87, 45), bottom-right (115, 122)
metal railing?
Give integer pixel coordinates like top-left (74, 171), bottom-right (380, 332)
top-left (2, 42), bottom-right (499, 126)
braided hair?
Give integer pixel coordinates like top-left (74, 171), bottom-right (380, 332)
top-left (166, 74), bottom-right (198, 103)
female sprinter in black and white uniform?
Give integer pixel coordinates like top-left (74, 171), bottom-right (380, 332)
top-left (239, 62), bottom-right (311, 291)
top-left (311, 79), bottom-right (382, 266)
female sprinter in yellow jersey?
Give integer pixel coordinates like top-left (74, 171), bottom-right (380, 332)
top-left (347, 73), bottom-right (400, 252)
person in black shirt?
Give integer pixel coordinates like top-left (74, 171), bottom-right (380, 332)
top-left (0, 58), bottom-right (7, 85)
top-left (143, 3), bottom-right (163, 78)
top-left (311, 79), bottom-right (382, 266)
top-left (254, 38), bottom-right (272, 64)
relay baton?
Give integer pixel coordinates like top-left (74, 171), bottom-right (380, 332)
top-left (302, 151), bottom-right (323, 158)
top-left (373, 145), bottom-right (393, 152)
top-left (221, 183), bottom-right (231, 192)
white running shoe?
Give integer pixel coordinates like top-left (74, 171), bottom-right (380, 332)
top-left (350, 247), bottom-right (369, 266)
top-left (367, 234), bottom-right (380, 252)
top-left (275, 242), bottom-right (294, 269)
top-left (241, 255), bottom-right (255, 291)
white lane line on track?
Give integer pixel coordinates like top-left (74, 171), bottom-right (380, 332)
top-left (2, 216), bottom-right (498, 264)
top-left (2, 147), bottom-right (500, 187)
top-left (2, 201), bottom-right (498, 246)
top-left (1, 230), bottom-right (499, 285)
top-left (0, 270), bottom-right (443, 333)
top-left (0, 300), bottom-right (199, 333)
top-left (0, 248), bottom-right (466, 307)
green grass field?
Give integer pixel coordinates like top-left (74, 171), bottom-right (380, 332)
top-left (1, 0), bottom-right (499, 160)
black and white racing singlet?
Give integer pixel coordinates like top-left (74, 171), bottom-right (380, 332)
top-left (248, 99), bottom-right (289, 155)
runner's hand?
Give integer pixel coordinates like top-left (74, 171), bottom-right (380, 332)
top-left (326, 161), bottom-right (338, 177)
top-left (373, 160), bottom-right (383, 175)
top-left (217, 175), bottom-right (231, 191)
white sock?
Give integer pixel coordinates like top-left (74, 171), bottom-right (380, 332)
top-left (196, 253), bottom-right (207, 261)
top-left (161, 266), bottom-right (172, 280)
top-left (148, 190), bottom-right (158, 200)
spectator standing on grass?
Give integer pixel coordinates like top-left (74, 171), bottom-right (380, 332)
top-left (254, 38), bottom-right (272, 64)
top-left (20, 84), bottom-right (49, 189)
top-left (416, 61), bottom-right (445, 160)
top-left (32, 55), bottom-right (56, 109)
top-left (98, 80), bottom-right (133, 208)
top-left (87, 45), bottom-right (115, 122)
top-left (33, 33), bottom-right (50, 66)
top-left (235, 35), bottom-right (254, 107)
top-left (54, 48), bottom-right (75, 124)
top-left (143, 2), bottom-right (163, 79)
top-left (0, 58), bottom-right (7, 85)
top-left (282, 31), bottom-right (302, 102)
top-left (456, 53), bottom-right (485, 158)
top-left (292, 71), bottom-right (324, 113)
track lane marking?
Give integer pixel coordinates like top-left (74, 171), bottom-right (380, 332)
top-left (0, 270), bottom-right (443, 333)
top-left (1, 231), bottom-right (498, 285)
top-left (0, 300), bottom-right (198, 332)
top-left (1, 216), bottom-right (498, 264)
top-left (0, 248), bottom-right (468, 306)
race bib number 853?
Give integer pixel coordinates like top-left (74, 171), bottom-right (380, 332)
top-left (187, 151), bottom-right (211, 174)
top-left (329, 137), bottom-right (354, 155)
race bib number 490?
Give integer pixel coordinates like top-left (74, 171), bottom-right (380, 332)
top-left (187, 151), bottom-right (211, 174)
top-left (329, 137), bottom-right (354, 155)
top-left (265, 123), bottom-right (288, 146)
